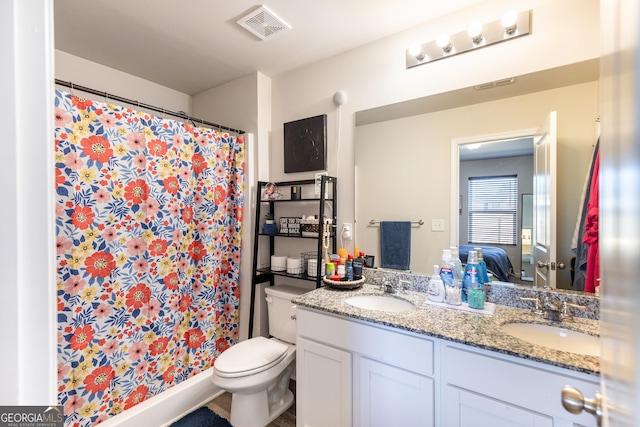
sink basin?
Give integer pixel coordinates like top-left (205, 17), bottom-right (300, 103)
top-left (344, 295), bottom-right (413, 313)
top-left (501, 323), bottom-right (599, 356)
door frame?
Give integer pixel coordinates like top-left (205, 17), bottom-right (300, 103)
top-left (450, 128), bottom-right (537, 250)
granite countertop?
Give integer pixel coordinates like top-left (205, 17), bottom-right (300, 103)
top-left (293, 283), bottom-right (600, 376)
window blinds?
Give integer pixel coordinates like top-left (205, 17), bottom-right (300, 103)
top-left (468, 175), bottom-right (518, 245)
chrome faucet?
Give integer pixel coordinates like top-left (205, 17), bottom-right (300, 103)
top-left (382, 279), bottom-right (409, 294)
top-left (560, 301), bottom-right (587, 322)
top-left (520, 296), bottom-right (586, 322)
top-left (542, 295), bottom-right (561, 321)
top-left (382, 280), bottom-right (395, 294)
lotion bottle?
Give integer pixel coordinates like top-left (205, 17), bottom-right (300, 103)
top-left (428, 264), bottom-right (445, 302)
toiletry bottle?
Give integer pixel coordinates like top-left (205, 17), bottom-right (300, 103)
top-left (474, 247), bottom-right (490, 283)
top-left (325, 262), bottom-right (335, 279)
top-left (462, 250), bottom-right (479, 303)
top-left (439, 249), bottom-right (454, 285)
top-left (428, 264), bottom-right (445, 302)
top-left (338, 248), bottom-right (348, 266)
top-left (337, 263), bottom-right (346, 279)
top-left (352, 256), bottom-right (363, 280)
top-left (449, 246), bottom-right (465, 281)
top-left (463, 250), bottom-right (485, 308)
top-left (346, 259), bottom-right (353, 281)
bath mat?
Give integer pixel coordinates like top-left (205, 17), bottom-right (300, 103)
top-left (170, 406), bottom-right (232, 427)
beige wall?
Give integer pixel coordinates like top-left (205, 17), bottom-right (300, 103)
top-left (355, 81), bottom-right (598, 288)
top-left (269, 0), bottom-right (600, 266)
top-left (53, 0), bottom-right (601, 335)
top-left (55, 50), bottom-right (192, 114)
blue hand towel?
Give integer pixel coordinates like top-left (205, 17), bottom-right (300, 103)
top-left (380, 221), bottom-right (411, 270)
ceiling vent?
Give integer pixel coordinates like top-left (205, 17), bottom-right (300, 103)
top-left (237, 5), bottom-right (291, 41)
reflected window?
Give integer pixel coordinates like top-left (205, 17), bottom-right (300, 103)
top-left (468, 175), bottom-right (518, 245)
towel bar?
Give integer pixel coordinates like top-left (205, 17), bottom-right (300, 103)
top-left (368, 219), bottom-right (424, 226)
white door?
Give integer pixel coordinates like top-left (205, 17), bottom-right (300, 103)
top-left (296, 337), bottom-right (352, 427)
top-left (532, 111), bottom-right (558, 288)
top-left (595, 0), bottom-right (637, 425)
top-left (560, 3), bottom-right (638, 426)
top-left (358, 357), bottom-right (434, 427)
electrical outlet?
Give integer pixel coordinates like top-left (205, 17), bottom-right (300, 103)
top-left (431, 219), bottom-right (445, 232)
top-left (342, 223), bottom-right (352, 240)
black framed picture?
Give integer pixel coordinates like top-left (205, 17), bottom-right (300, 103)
top-left (284, 114), bottom-right (327, 173)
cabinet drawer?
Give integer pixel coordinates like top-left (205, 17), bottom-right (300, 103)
top-left (298, 308), bottom-right (434, 376)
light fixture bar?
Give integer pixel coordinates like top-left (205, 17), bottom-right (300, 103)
top-left (406, 10), bottom-right (532, 69)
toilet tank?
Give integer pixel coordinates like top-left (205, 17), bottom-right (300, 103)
top-left (264, 285), bottom-right (307, 344)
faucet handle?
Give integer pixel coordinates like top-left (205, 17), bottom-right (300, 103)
top-left (560, 301), bottom-right (587, 321)
top-left (382, 280), bottom-right (394, 293)
top-left (520, 296), bottom-right (544, 317)
top-left (398, 279), bottom-right (411, 293)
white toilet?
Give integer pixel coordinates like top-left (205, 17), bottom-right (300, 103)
top-left (212, 284), bottom-right (306, 427)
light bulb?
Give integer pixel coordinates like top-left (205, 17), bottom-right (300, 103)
top-left (436, 33), bottom-right (452, 53)
top-left (409, 43), bottom-right (426, 61)
top-left (467, 21), bottom-right (483, 44)
top-left (502, 10), bottom-right (518, 35)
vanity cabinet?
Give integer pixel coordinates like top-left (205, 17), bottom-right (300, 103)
top-left (296, 307), bottom-right (436, 427)
top-left (297, 306), bottom-right (601, 427)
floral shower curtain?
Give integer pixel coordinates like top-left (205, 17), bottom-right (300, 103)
top-left (54, 89), bottom-right (244, 426)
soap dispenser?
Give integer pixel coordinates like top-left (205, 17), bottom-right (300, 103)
top-left (428, 264), bottom-right (445, 303)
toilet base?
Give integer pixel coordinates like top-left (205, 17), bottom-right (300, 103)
top-left (229, 389), bottom-right (293, 427)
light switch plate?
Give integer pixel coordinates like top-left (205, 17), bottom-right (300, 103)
top-left (432, 219), bottom-right (445, 232)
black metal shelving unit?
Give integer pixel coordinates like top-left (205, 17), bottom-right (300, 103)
top-left (248, 176), bottom-right (337, 338)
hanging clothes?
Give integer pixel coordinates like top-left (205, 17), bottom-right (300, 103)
top-left (583, 150), bottom-right (600, 293)
top-left (572, 140), bottom-right (599, 291)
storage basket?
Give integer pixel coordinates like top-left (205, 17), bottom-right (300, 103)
top-left (302, 251), bottom-right (327, 277)
top-left (300, 218), bottom-right (320, 237)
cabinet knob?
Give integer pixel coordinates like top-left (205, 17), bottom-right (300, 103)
top-left (561, 386), bottom-right (602, 426)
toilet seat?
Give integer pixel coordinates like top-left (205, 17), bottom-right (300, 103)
top-left (214, 337), bottom-right (288, 378)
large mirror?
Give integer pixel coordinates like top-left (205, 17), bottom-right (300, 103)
top-left (354, 59), bottom-right (599, 290)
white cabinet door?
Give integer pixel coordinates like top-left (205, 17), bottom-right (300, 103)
top-left (445, 386), bottom-right (552, 427)
top-left (357, 357), bottom-right (434, 427)
top-left (296, 337), bottom-right (352, 427)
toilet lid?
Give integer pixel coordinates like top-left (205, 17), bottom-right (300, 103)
top-left (214, 337), bottom-right (288, 378)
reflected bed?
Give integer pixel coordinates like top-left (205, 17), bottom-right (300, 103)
top-left (459, 245), bottom-right (514, 282)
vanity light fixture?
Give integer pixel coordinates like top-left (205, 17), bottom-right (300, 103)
top-left (406, 10), bottom-right (531, 69)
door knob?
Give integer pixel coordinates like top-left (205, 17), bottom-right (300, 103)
top-left (561, 386), bottom-right (602, 426)
top-left (557, 262), bottom-right (566, 270)
top-left (537, 260), bottom-right (549, 269)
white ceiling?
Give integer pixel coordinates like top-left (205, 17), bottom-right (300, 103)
top-left (54, 0), bottom-right (485, 95)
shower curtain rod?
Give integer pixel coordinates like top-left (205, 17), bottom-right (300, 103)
top-left (55, 79), bottom-right (245, 135)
